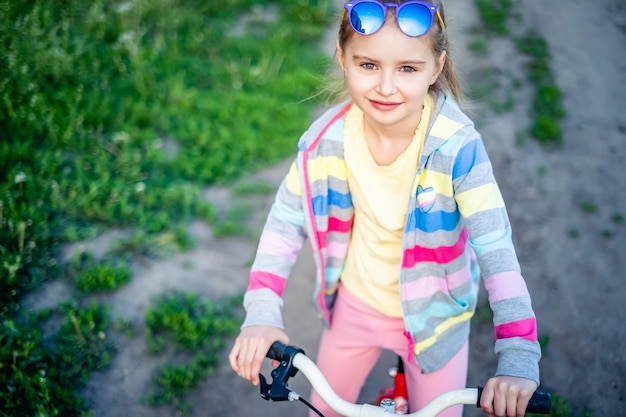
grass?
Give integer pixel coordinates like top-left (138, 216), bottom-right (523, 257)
top-left (471, 0), bottom-right (566, 145)
top-left (75, 261), bottom-right (132, 293)
top-left (0, 0), bottom-right (332, 415)
top-left (515, 31), bottom-right (567, 144)
top-left (143, 290), bottom-right (242, 413)
top-left (474, 0), bottom-right (514, 35)
top-left (467, 67), bottom-right (519, 114)
top-left (469, 2), bottom-right (597, 415)
top-left (580, 201), bottom-right (598, 214)
top-left (1, 302), bottom-right (115, 416)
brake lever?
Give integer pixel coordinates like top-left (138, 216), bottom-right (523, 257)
top-left (259, 344), bottom-right (305, 401)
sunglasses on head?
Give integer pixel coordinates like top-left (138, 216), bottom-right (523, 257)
top-left (343, 0), bottom-right (445, 37)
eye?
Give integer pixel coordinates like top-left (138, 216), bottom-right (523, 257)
top-left (360, 62), bottom-right (377, 70)
top-left (400, 66), bottom-right (417, 73)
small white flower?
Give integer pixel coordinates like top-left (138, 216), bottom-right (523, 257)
top-left (135, 182), bottom-right (146, 193)
top-left (113, 132), bottom-right (130, 143)
top-left (14, 172), bottom-right (26, 184)
top-left (115, 1), bottom-right (134, 14)
top-left (119, 31), bottom-right (135, 46)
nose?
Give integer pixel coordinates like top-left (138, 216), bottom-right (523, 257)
top-left (376, 70), bottom-right (397, 96)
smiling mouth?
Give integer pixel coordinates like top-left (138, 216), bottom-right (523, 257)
top-left (368, 99), bottom-right (401, 110)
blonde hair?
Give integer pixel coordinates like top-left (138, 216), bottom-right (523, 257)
top-left (323, 0), bottom-right (464, 105)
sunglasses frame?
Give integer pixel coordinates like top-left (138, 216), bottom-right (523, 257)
top-left (343, 0), bottom-right (445, 37)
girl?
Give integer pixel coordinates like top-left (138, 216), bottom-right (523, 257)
top-left (229, 1), bottom-right (541, 416)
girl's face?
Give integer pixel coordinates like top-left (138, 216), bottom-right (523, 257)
top-left (337, 17), bottom-right (445, 136)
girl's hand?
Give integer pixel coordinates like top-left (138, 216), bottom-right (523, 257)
top-left (228, 325), bottom-right (289, 386)
top-left (479, 375), bottom-right (538, 417)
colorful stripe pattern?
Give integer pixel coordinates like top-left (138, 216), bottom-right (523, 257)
top-left (243, 93), bottom-right (540, 380)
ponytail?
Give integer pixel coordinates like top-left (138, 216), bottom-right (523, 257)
top-left (429, 0), bottom-right (464, 103)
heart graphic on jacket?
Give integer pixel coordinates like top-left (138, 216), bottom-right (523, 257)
top-left (417, 185), bottom-right (436, 212)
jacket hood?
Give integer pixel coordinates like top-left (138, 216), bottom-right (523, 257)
top-left (298, 92), bottom-right (473, 158)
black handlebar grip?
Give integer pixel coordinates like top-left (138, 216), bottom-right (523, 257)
top-left (477, 387), bottom-right (551, 414)
top-left (526, 390), bottom-right (552, 414)
top-left (266, 341), bottom-right (288, 361)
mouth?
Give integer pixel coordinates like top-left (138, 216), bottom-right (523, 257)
top-left (368, 99), bottom-right (401, 111)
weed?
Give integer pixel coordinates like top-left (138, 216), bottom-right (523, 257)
top-left (528, 393), bottom-right (572, 417)
top-left (516, 32), bottom-right (552, 83)
top-left (55, 302), bottom-right (115, 381)
top-left (470, 3), bottom-right (566, 145)
top-left (144, 353), bottom-right (218, 413)
top-left (212, 203), bottom-right (258, 237)
top-left (76, 261), bottom-right (131, 293)
top-left (601, 229), bottom-right (614, 238)
top-left (0, 317), bottom-right (80, 416)
top-left (567, 229), bottom-right (580, 239)
top-left (0, 302), bottom-right (114, 416)
top-left (112, 318), bottom-right (139, 338)
top-left (144, 291), bottom-right (242, 411)
top-left (212, 220), bottom-right (253, 238)
top-left (109, 228), bottom-right (196, 260)
top-left (530, 85), bottom-right (566, 143)
top-left (146, 291), bottom-right (241, 353)
top-left (468, 67), bottom-right (517, 114)
top-left (471, 298), bottom-right (493, 325)
top-left (468, 37), bottom-right (489, 56)
top-left (233, 181), bottom-right (276, 196)
top-left (581, 201), bottom-right (598, 214)
top-left (475, 0), bottom-right (514, 35)
top-left (516, 31), bottom-right (566, 145)
top-left (538, 335), bottom-right (550, 352)
top-left (0, 0), bottom-right (331, 414)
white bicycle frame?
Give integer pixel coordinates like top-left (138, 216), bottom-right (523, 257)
top-left (260, 342), bottom-right (551, 417)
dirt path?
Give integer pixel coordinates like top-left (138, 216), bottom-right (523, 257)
top-left (24, 1), bottom-right (625, 416)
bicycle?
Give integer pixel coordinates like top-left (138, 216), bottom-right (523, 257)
top-left (375, 354), bottom-right (409, 414)
top-left (258, 341), bottom-right (552, 417)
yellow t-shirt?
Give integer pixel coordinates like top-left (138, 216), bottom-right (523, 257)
top-left (341, 95), bottom-right (434, 317)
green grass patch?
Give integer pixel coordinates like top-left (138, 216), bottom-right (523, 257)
top-left (76, 261), bottom-right (132, 293)
top-left (527, 393), bottom-right (595, 417)
top-left (1, 0), bottom-right (331, 312)
top-left (145, 290), bottom-right (241, 353)
top-left (0, 302), bottom-right (115, 416)
top-left (580, 201), bottom-right (598, 214)
top-left (474, 0), bottom-right (514, 35)
top-left (233, 180), bottom-right (277, 196)
top-left (467, 67), bottom-right (519, 114)
top-left (144, 291), bottom-right (242, 413)
top-left (1, 0), bottom-right (331, 414)
top-left (213, 204), bottom-right (257, 238)
top-left (516, 31), bottom-right (566, 144)
top-left (472, 0), bottom-right (566, 145)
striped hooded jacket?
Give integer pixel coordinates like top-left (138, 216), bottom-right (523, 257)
top-left (243, 92), bottom-right (541, 383)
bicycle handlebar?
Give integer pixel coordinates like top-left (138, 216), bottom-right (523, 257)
top-left (261, 341), bottom-right (551, 417)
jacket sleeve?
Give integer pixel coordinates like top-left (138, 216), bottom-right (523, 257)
top-left (241, 161), bottom-right (308, 329)
top-left (452, 130), bottom-right (541, 384)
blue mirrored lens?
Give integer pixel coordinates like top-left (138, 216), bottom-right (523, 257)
top-left (397, 3), bottom-right (433, 37)
top-left (350, 2), bottom-right (385, 35)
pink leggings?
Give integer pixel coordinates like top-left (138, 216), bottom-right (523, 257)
top-left (310, 285), bottom-right (468, 417)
